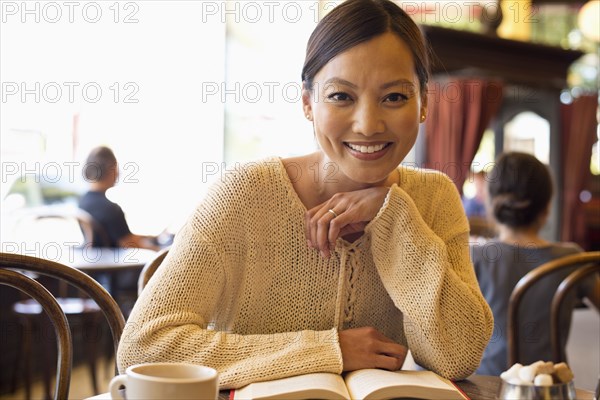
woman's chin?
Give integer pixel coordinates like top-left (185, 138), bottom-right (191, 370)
top-left (345, 170), bottom-right (394, 187)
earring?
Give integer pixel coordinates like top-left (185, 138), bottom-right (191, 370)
top-left (420, 114), bottom-right (426, 122)
top-left (306, 114), bottom-right (312, 120)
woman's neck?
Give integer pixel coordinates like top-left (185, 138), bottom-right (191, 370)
top-left (498, 225), bottom-right (550, 247)
top-left (311, 153), bottom-right (399, 202)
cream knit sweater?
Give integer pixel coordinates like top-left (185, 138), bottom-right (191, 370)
top-left (118, 158), bottom-right (493, 388)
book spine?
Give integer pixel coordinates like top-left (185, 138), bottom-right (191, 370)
top-left (451, 381), bottom-right (471, 400)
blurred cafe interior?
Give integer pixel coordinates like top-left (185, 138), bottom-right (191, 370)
top-left (0, 0), bottom-right (599, 398)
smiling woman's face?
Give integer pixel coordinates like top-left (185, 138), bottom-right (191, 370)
top-left (303, 32), bottom-right (426, 186)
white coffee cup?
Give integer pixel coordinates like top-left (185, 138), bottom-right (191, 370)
top-left (109, 362), bottom-right (219, 400)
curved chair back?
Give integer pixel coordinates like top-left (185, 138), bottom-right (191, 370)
top-left (72, 208), bottom-right (111, 247)
top-left (34, 208), bottom-right (110, 247)
top-left (0, 253), bottom-right (125, 382)
top-left (0, 268), bottom-right (72, 400)
top-left (551, 262), bottom-right (600, 362)
top-left (12, 207), bottom-right (111, 248)
top-left (138, 247), bottom-right (170, 296)
top-left (508, 251), bottom-right (600, 365)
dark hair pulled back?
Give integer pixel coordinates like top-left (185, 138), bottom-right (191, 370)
top-left (301, 0), bottom-right (430, 96)
top-left (488, 152), bottom-right (553, 228)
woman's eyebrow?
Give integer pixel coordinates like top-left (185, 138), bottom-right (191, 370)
top-left (380, 79), bottom-right (415, 90)
top-left (323, 77), bottom-right (415, 91)
top-left (324, 77), bottom-right (357, 89)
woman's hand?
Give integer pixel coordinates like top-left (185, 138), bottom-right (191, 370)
top-left (305, 186), bottom-right (389, 257)
top-left (339, 327), bottom-right (408, 371)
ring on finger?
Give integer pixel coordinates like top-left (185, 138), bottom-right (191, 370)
top-left (328, 209), bottom-right (338, 218)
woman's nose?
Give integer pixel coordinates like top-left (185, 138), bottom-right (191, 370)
top-left (352, 102), bottom-right (385, 136)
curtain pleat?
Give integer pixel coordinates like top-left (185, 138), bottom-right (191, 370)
top-left (424, 79), bottom-right (504, 193)
top-left (560, 95), bottom-right (598, 246)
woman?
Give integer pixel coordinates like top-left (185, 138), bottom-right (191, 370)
top-left (118, 0), bottom-right (493, 388)
top-left (472, 152), bottom-right (600, 375)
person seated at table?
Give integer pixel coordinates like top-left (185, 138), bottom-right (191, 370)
top-left (463, 170), bottom-right (498, 239)
top-left (118, 0), bottom-right (493, 389)
top-left (462, 170), bottom-right (488, 219)
top-left (79, 146), bottom-right (159, 250)
top-left (472, 151), bottom-right (600, 376)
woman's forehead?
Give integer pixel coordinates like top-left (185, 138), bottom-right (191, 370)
top-left (314, 33), bottom-right (417, 85)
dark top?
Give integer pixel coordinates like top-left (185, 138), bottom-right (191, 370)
top-left (471, 241), bottom-right (589, 375)
top-left (79, 191), bottom-right (131, 247)
top-left (462, 196), bottom-right (487, 218)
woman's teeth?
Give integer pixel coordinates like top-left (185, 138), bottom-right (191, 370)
top-left (346, 143), bottom-right (387, 154)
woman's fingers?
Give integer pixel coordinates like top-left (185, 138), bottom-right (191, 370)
top-left (339, 327), bottom-right (408, 371)
top-left (327, 212), bottom-right (343, 247)
top-left (316, 211), bottom-right (334, 257)
top-left (305, 187), bottom-right (389, 257)
top-left (306, 200), bottom-right (342, 257)
top-left (306, 205), bottom-right (334, 255)
top-left (307, 207), bottom-right (367, 257)
top-left (374, 353), bottom-right (405, 371)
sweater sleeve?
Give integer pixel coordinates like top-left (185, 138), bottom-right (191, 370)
top-left (117, 171), bottom-right (343, 389)
top-left (364, 173), bottom-right (493, 380)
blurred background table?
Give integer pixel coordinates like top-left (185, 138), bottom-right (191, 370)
top-left (63, 246), bottom-right (156, 273)
top-left (6, 246), bottom-right (156, 316)
top-left (63, 246), bottom-right (157, 316)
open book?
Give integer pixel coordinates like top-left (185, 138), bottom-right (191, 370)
top-left (230, 369), bottom-right (469, 400)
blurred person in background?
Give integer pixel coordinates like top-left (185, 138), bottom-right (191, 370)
top-left (79, 146), bottom-right (159, 250)
top-left (463, 170), bottom-right (488, 219)
top-left (463, 170), bottom-right (497, 238)
top-left (472, 151), bottom-right (600, 375)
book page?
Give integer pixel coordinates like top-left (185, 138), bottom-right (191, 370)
top-left (344, 370), bottom-right (466, 400)
top-left (233, 372), bottom-right (350, 400)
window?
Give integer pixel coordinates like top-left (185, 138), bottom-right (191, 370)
top-left (223, 2), bottom-right (321, 163)
top-left (503, 111), bottom-right (550, 164)
top-left (1, 2), bottom-right (226, 237)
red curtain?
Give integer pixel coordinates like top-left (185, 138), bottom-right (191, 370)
top-left (424, 79), bottom-right (504, 193)
top-left (560, 95), bottom-right (598, 246)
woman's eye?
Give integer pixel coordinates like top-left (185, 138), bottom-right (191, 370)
top-left (326, 92), bottom-right (351, 102)
top-left (384, 93), bottom-right (408, 103)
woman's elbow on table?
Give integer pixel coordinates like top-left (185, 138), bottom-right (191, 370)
top-left (116, 321), bottom-right (148, 373)
top-left (116, 319), bottom-right (174, 373)
top-left (419, 349), bottom-right (483, 381)
top-left (441, 321), bottom-right (493, 380)
top-left (415, 311), bottom-right (493, 380)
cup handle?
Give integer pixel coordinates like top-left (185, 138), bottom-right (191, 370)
top-left (109, 374), bottom-right (128, 400)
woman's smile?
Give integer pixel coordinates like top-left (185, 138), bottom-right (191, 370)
top-left (343, 141), bottom-right (393, 161)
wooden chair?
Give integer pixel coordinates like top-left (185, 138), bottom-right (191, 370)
top-left (0, 268), bottom-right (71, 400)
top-left (137, 247), bottom-right (170, 296)
top-left (551, 262), bottom-right (600, 362)
top-left (5, 245), bottom-right (123, 398)
top-left (8, 208), bottom-right (112, 398)
top-left (508, 251), bottom-right (600, 366)
top-left (0, 253), bottom-right (125, 399)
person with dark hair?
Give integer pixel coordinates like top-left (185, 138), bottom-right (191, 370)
top-left (118, 0), bottom-right (493, 388)
top-left (79, 146), bottom-right (158, 250)
top-left (472, 151), bottom-right (600, 375)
